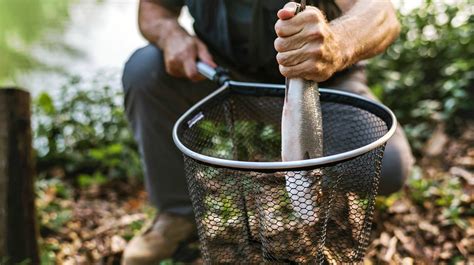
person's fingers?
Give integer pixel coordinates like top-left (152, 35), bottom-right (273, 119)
top-left (279, 59), bottom-right (310, 78)
top-left (276, 43), bottom-right (321, 67)
top-left (165, 61), bottom-right (183, 78)
top-left (274, 36), bottom-right (303, 53)
top-left (165, 49), bottom-right (187, 78)
top-left (278, 59), bottom-right (331, 81)
top-left (275, 7), bottom-right (324, 37)
top-left (275, 19), bottom-right (303, 38)
top-left (277, 2), bottom-right (298, 20)
top-left (276, 49), bottom-right (309, 67)
top-left (275, 24), bottom-right (323, 53)
top-left (183, 58), bottom-right (200, 82)
top-left (195, 39), bottom-right (217, 68)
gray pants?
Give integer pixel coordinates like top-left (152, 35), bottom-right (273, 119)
top-left (122, 45), bottom-right (414, 216)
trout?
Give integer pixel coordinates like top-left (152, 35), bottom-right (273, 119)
top-left (282, 79), bottom-right (324, 221)
top-left (281, 1), bottom-right (324, 223)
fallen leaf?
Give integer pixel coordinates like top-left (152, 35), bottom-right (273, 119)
top-left (380, 232), bottom-right (391, 247)
top-left (401, 257), bottom-right (414, 265)
top-left (394, 229), bottom-right (424, 258)
top-left (468, 148), bottom-right (474, 157)
top-left (419, 221), bottom-right (440, 236)
top-left (383, 237), bottom-right (398, 261)
top-left (111, 235), bottom-right (127, 253)
top-left (450, 167), bottom-right (474, 185)
top-left (424, 124), bottom-right (448, 157)
top-left (456, 241), bottom-right (469, 257)
top-left (455, 156), bottom-right (474, 167)
top-left (439, 250), bottom-right (452, 260)
top-left (389, 200), bottom-right (410, 214)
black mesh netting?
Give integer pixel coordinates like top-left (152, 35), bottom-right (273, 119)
top-left (175, 86), bottom-right (391, 264)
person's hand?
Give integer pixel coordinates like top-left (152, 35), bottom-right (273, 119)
top-left (274, 2), bottom-right (347, 82)
top-left (161, 31), bottom-right (216, 82)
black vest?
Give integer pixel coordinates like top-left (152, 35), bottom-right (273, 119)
top-left (186, 0), bottom-right (341, 82)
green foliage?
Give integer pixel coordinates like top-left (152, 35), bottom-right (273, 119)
top-left (33, 74), bottom-right (142, 183)
top-left (0, 258), bottom-right (9, 265)
top-left (36, 179), bottom-right (74, 231)
top-left (0, 0), bottom-right (77, 84)
top-left (406, 166), bottom-right (470, 228)
top-left (36, 179), bottom-right (73, 264)
top-left (40, 242), bottom-right (59, 265)
top-left (367, 0), bottom-right (473, 152)
top-left (77, 172), bottom-right (108, 188)
top-left (204, 194), bottom-right (241, 222)
top-left (198, 120), bottom-right (281, 161)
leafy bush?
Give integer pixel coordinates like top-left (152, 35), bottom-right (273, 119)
top-left (367, 0), bottom-right (473, 152)
top-left (33, 73), bottom-right (142, 182)
top-left (198, 120), bottom-right (281, 161)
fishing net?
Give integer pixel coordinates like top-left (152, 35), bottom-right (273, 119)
top-left (174, 83), bottom-right (394, 264)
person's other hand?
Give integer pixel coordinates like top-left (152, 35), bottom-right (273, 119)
top-left (274, 2), bottom-right (346, 82)
top-left (162, 32), bottom-right (216, 82)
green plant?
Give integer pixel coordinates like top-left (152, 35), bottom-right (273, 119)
top-left (77, 172), bottom-right (108, 188)
top-left (198, 120), bottom-right (281, 161)
top-left (39, 241), bottom-right (60, 265)
top-left (0, 0), bottom-right (77, 84)
top-left (406, 168), bottom-right (470, 228)
top-left (36, 179), bottom-right (74, 231)
top-left (33, 73), bottom-right (142, 183)
top-left (367, 0), bottom-right (473, 153)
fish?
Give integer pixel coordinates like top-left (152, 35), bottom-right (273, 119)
top-left (280, 0), bottom-right (324, 225)
top-left (282, 78), bottom-right (324, 223)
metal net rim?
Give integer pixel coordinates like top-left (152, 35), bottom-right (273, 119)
top-left (172, 83), bottom-right (397, 170)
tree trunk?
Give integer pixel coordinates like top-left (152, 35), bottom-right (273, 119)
top-left (0, 88), bottom-right (39, 264)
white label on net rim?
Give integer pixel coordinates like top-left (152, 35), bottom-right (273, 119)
top-left (188, 112), bottom-right (204, 128)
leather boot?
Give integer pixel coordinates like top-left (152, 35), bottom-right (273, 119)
top-left (122, 213), bottom-right (197, 265)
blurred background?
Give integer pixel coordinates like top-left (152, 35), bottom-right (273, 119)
top-left (0, 0), bottom-right (472, 264)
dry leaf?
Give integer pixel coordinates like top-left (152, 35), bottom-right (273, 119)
top-left (383, 237), bottom-right (398, 261)
top-left (424, 124), bottom-right (448, 157)
top-left (111, 235), bottom-right (127, 253)
top-left (450, 167), bottom-right (474, 185)
top-left (419, 221), bottom-right (440, 236)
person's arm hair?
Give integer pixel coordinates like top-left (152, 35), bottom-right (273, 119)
top-left (275, 0), bottom-right (400, 81)
top-left (137, 0), bottom-right (215, 81)
top-left (138, 0), bottom-right (187, 49)
top-left (333, 0), bottom-right (401, 68)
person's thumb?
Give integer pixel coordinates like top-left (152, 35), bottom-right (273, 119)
top-left (277, 2), bottom-right (298, 20)
top-left (196, 39), bottom-right (217, 68)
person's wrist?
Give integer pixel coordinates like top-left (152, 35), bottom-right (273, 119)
top-left (330, 21), bottom-right (355, 71)
top-left (156, 20), bottom-right (189, 49)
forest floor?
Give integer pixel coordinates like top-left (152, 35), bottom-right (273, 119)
top-left (37, 123), bottom-right (474, 265)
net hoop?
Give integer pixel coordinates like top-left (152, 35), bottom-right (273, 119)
top-left (172, 82), bottom-right (397, 170)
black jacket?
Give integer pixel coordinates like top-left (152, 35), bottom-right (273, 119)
top-left (161, 0), bottom-right (341, 82)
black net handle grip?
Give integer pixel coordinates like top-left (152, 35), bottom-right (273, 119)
top-left (197, 61), bottom-right (230, 86)
top-left (294, 0), bottom-right (306, 14)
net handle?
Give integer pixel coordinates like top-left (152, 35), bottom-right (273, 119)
top-left (197, 61), bottom-right (289, 90)
top-left (197, 61), bottom-right (230, 85)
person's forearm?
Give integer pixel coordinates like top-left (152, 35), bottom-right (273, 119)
top-left (138, 0), bottom-right (188, 48)
top-left (331, 0), bottom-right (400, 68)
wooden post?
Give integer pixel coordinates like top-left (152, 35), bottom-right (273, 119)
top-left (0, 88), bottom-right (39, 264)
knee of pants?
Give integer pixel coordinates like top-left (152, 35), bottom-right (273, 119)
top-left (378, 129), bottom-right (415, 195)
top-left (122, 44), bottom-right (168, 97)
top-left (331, 72), bottom-right (415, 195)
